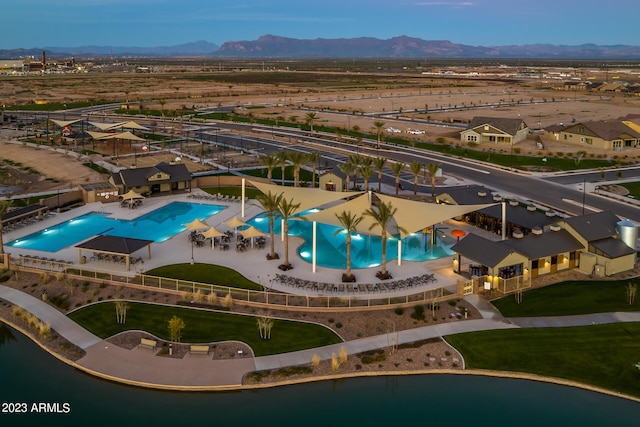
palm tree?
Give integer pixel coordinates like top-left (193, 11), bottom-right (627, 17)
top-left (253, 191), bottom-right (283, 260)
top-left (334, 210), bottom-right (363, 281)
top-left (306, 151), bottom-right (321, 188)
top-left (275, 151), bottom-right (289, 186)
top-left (358, 159), bottom-right (375, 192)
top-left (373, 120), bottom-right (385, 149)
top-left (277, 197), bottom-right (303, 269)
top-left (390, 162), bottom-right (405, 195)
top-left (259, 153), bottom-right (278, 181)
top-left (288, 151), bottom-right (306, 187)
top-left (409, 161), bottom-right (423, 195)
top-left (347, 154), bottom-right (361, 190)
top-left (337, 162), bottom-right (354, 192)
top-left (425, 162), bottom-right (441, 197)
top-left (304, 112), bottom-right (318, 133)
top-left (364, 201), bottom-right (404, 279)
top-left (373, 157), bottom-right (387, 193)
top-left (0, 200), bottom-right (13, 255)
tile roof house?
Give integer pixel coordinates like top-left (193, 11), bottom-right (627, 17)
top-left (460, 116), bottom-right (529, 145)
top-left (109, 162), bottom-right (192, 196)
top-left (544, 120), bottom-right (640, 150)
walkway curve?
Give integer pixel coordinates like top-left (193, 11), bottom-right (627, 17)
top-left (3, 284), bottom-right (640, 389)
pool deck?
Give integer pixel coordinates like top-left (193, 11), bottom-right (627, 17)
top-left (3, 189), bottom-right (496, 298)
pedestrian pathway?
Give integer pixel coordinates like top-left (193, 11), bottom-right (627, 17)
top-left (2, 284), bottom-right (640, 389)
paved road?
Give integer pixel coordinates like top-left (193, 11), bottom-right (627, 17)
top-left (3, 284), bottom-right (640, 389)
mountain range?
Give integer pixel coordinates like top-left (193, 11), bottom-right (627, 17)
top-left (3, 35), bottom-right (640, 59)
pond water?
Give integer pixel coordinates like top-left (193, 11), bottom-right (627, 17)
top-left (1, 323), bottom-right (638, 425)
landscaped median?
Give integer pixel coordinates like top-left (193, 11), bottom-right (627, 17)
top-left (67, 301), bottom-right (342, 356)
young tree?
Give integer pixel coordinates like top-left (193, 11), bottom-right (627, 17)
top-left (115, 301), bottom-right (129, 324)
top-left (253, 191), bottom-right (284, 260)
top-left (358, 159), bottom-right (375, 192)
top-left (288, 151), bottom-right (306, 187)
top-left (168, 315), bottom-right (186, 342)
top-left (409, 161), bottom-right (423, 195)
top-left (338, 161), bottom-right (354, 192)
top-left (425, 162), bottom-right (441, 197)
top-left (373, 157), bottom-right (388, 193)
top-left (257, 316), bottom-right (275, 339)
top-left (334, 210), bottom-right (364, 282)
top-left (304, 111), bottom-right (318, 133)
top-left (390, 162), bottom-right (405, 195)
top-left (259, 153), bottom-right (278, 181)
top-left (306, 151), bottom-right (321, 188)
top-left (373, 120), bottom-right (385, 149)
top-left (347, 154), bottom-right (361, 190)
top-left (275, 151), bottom-right (289, 186)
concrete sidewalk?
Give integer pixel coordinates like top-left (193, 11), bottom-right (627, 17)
top-left (3, 283), bottom-right (640, 389)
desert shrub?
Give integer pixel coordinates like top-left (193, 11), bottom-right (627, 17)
top-left (410, 305), bottom-right (425, 320)
top-left (394, 307), bottom-right (404, 315)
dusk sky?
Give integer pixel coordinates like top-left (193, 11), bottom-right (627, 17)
top-left (3, 0), bottom-right (639, 49)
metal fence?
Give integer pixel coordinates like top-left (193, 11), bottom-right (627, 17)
top-left (10, 255), bottom-right (463, 312)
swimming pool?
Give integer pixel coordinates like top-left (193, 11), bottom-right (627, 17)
top-left (7, 202), bottom-right (225, 253)
top-left (248, 212), bottom-right (454, 269)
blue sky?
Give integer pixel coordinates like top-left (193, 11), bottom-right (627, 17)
top-left (2, 0), bottom-right (638, 49)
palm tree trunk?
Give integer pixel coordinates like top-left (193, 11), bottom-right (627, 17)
top-left (395, 177), bottom-right (399, 195)
top-left (269, 217), bottom-right (275, 257)
top-left (283, 222), bottom-right (290, 266)
top-left (346, 234), bottom-right (352, 277)
top-left (378, 172), bottom-right (382, 193)
top-left (381, 235), bottom-right (387, 275)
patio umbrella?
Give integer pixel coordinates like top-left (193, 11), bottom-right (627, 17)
top-left (184, 218), bottom-right (209, 231)
top-left (224, 216), bottom-right (248, 236)
top-left (240, 225), bottom-right (266, 248)
top-left (202, 226), bottom-right (225, 250)
top-left (120, 189), bottom-right (144, 201)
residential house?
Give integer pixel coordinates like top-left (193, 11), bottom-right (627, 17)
top-left (109, 162), bottom-right (192, 196)
top-left (460, 116), bottom-right (529, 145)
top-left (544, 120), bottom-right (640, 150)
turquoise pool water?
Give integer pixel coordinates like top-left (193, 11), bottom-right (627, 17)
top-left (7, 202), bottom-right (225, 252)
top-left (248, 211), bottom-right (454, 269)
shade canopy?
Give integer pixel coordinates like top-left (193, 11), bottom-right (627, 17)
top-left (202, 226), bottom-right (225, 238)
top-left (184, 218), bottom-right (209, 231)
top-left (300, 194), bottom-right (392, 237)
top-left (224, 216), bottom-right (248, 229)
top-left (120, 189), bottom-right (144, 201)
top-left (119, 121), bottom-right (149, 131)
top-left (240, 225), bottom-right (266, 238)
top-left (50, 119), bottom-right (84, 128)
top-left (101, 131), bottom-right (145, 141)
top-left (376, 193), bottom-right (497, 238)
top-left (249, 180), bottom-right (359, 215)
top-left (89, 121), bottom-right (126, 131)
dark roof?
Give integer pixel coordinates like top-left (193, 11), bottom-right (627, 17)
top-left (2, 204), bottom-right (47, 223)
top-left (544, 124), bottom-right (567, 132)
top-left (451, 233), bottom-right (515, 267)
top-left (75, 235), bottom-right (153, 254)
top-left (436, 185), bottom-right (494, 205)
top-left (478, 204), bottom-right (558, 230)
top-left (112, 162), bottom-right (192, 188)
top-left (563, 211), bottom-right (620, 241)
top-left (466, 116), bottom-right (529, 135)
top-left (590, 237), bottom-right (637, 258)
top-left (501, 229), bottom-right (583, 259)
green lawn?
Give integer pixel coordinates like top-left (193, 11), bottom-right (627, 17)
top-left (145, 263), bottom-right (263, 291)
top-left (492, 278), bottom-right (640, 317)
top-left (68, 301), bottom-right (341, 356)
top-left (446, 323), bottom-right (640, 398)
top-left (618, 181), bottom-right (640, 199)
